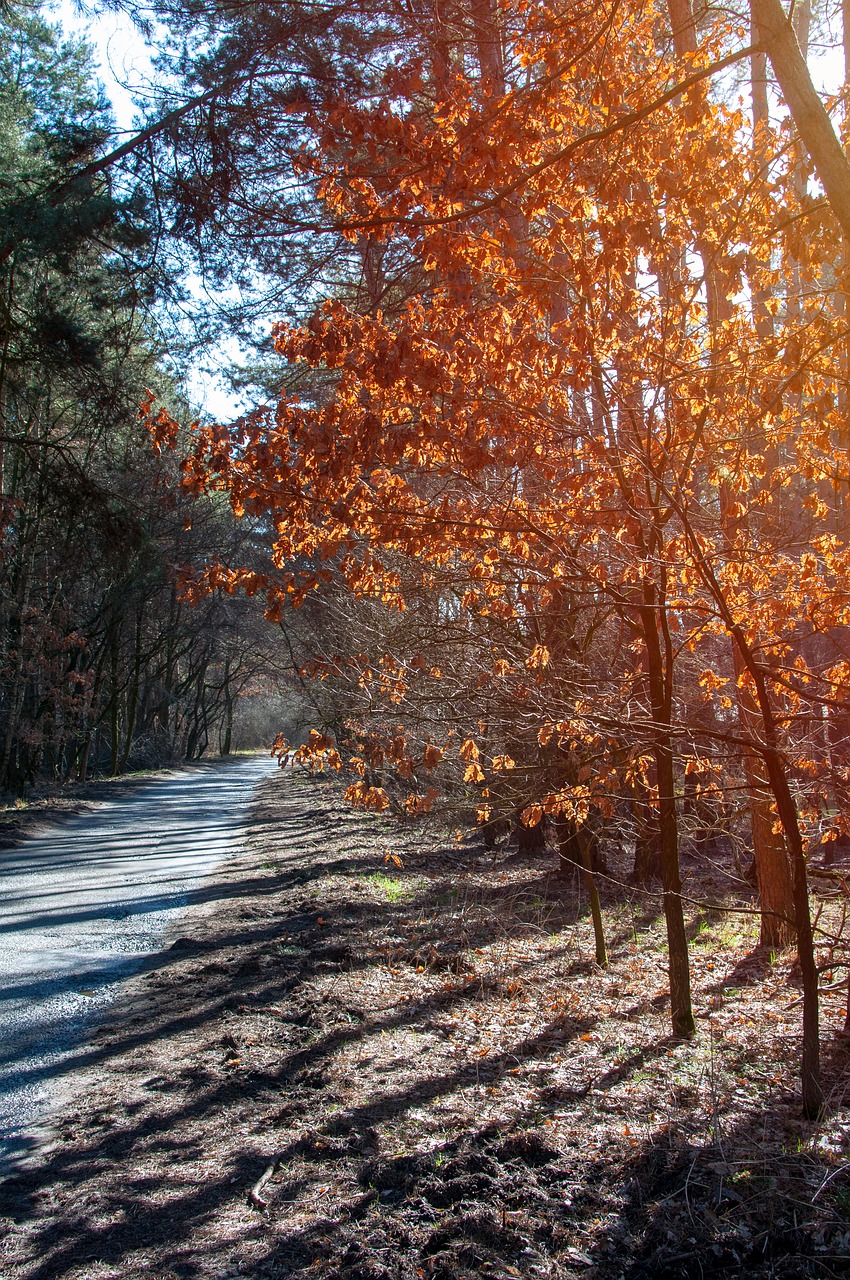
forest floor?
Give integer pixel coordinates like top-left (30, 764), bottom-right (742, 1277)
top-left (1, 767), bottom-right (850, 1279)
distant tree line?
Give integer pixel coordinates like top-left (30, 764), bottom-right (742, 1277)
top-left (0, 0), bottom-right (293, 791)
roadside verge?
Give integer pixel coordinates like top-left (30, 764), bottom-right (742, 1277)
top-left (1, 767), bottom-right (848, 1280)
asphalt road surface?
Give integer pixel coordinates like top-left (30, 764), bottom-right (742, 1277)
top-left (0, 753), bottom-right (275, 1172)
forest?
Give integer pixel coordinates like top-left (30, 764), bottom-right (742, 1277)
top-left (6, 0), bottom-right (850, 1205)
top-left (0, 0), bottom-right (294, 790)
top-left (138, 0), bottom-right (850, 1119)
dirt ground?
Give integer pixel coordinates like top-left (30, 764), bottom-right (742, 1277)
top-left (1, 766), bottom-right (850, 1280)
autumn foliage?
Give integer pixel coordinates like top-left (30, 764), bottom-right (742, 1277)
top-left (148, 0), bottom-right (850, 1113)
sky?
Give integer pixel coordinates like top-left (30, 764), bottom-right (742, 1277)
top-left (53, 0), bottom-right (250, 423)
top-left (54, 0), bottom-right (152, 132)
top-left (49, 0), bottom-right (848, 420)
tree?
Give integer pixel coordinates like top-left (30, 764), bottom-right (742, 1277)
top-left (0, 0), bottom-right (285, 788)
top-left (145, 0), bottom-right (850, 1113)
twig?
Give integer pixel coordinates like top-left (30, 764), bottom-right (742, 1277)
top-left (813, 1165), bottom-right (849, 1201)
top-left (783, 978), bottom-right (849, 1009)
top-left (248, 1163), bottom-right (277, 1209)
top-left (708, 1020), bottom-right (726, 1158)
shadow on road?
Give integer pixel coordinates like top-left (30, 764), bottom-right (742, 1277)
top-left (1, 771), bottom-right (847, 1280)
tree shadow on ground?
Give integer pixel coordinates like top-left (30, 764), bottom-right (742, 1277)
top-left (1, 771), bottom-right (847, 1280)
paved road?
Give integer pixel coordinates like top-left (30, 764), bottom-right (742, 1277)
top-left (0, 753), bottom-right (275, 1172)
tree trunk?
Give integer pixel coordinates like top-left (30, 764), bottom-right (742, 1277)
top-left (760, 743), bottom-right (823, 1117)
top-left (750, 0), bottom-right (850, 241)
top-left (221, 697), bottom-right (234, 756)
top-left (678, 515), bottom-right (823, 1114)
top-left (219, 657), bottom-right (234, 756)
top-left (629, 776), bottom-right (663, 883)
top-left (704, 194), bottom-right (796, 945)
top-left (118, 608), bottom-right (144, 774)
top-left (580, 829), bottom-right (607, 967)
top-left (556, 821), bottom-right (607, 965)
top-left (731, 644), bottom-right (796, 947)
top-left (108, 625), bottom-right (121, 776)
top-left (749, 0), bottom-right (777, 340)
top-left (73, 642), bottom-right (108, 782)
top-left (640, 596), bottom-right (695, 1039)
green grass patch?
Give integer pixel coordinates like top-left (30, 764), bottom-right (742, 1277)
top-left (367, 871), bottom-right (414, 902)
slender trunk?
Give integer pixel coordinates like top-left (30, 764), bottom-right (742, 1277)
top-left (751, 1), bottom-right (770, 136)
top-left (74, 642), bottom-right (108, 781)
top-left (667, 0), bottom-right (696, 55)
top-left (158, 585), bottom-right (181, 743)
top-left (760, 743), bottom-right (823, 1116)
top-left (221, 700), bottom-right (234, 756)
top-left (579, 829), bottom-right (607, 967)
top-left (557, 822), bottom-right (608, 965)
top-left (629, 774), bottom-right (662, 883)
top-left (750, 1), bottom-right (776, 340)
top-left (75, 735), bottom-right (91, 784)
top-left (471, 0), bottom-right (504, 92)
top-left (185, 659), bottom-right (208, 760)
top-left (706, 207), bottom-right (795, 943)
top-left (730, 643), bottom-right (796, 946)
top-left (678, 510), bottom-right (822, 1113)
top-left (640, 595), bottom-right (695, 1039)
top-left (840, 4), bottom-right (850, 538)
top-left (0, 441), bottom-right (41, 788)
top-left (0, 262), bottom-right (14, 496)
top-left (118, 608), bottom-right (144, 774)
top-left (219, 657), bottom-right (233, 756)
top-left (109, 626), bottom-right (120, 776)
